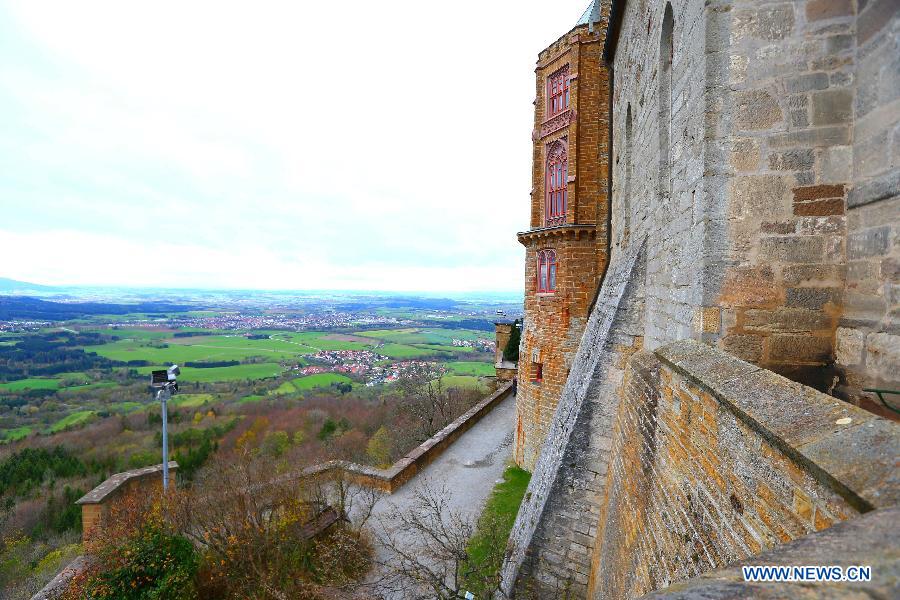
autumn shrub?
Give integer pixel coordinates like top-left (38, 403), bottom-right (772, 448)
top-left (64, 491), bottom-right (198, 600)
top-left (172, 451), bottom-right (373, 599)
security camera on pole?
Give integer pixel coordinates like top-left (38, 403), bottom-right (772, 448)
top-left (149, 365), bottom-right (180, 491)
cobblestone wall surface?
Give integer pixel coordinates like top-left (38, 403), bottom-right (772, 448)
top-left (836, 0), bottom-right (900, 411)
top-left (501, 239), bottom-right (645, 597)
top-left (591, 339), bottom-right (899, 598)
top-left (608, 0), bottom-right (900, 392)
top-left (639, 505), bottom-right (899, 599)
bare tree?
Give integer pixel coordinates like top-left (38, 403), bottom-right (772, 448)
top-left (396, 368), bottom-right (463, 442)
top-left (373, 481), bottom-right (507, 600)
top-left (170, 449), bottom-right (374, 599)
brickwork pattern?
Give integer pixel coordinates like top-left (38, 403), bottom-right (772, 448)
top-left (515, 9), bottom-right (611, 471)
top-left (593, 347), bottom-right (861, 597)
top-left (501, 239), bottom-right (645, 597)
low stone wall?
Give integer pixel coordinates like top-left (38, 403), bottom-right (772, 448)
top-left (590, 339), bottom-right (899, 598)
top-left (639, 505), bottom-right (899, 599)
top-left (76, 462), bottom-right (178, 544)
top-left (303, 380), bottom-right (514, 493)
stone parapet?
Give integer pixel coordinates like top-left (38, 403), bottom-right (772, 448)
top-left (590, 339), bottom-right (899, 598)
top-left (301, 380), bottom-right (514, 493)
top-left (640, 505), bottom-right (900, 599)
top-left (76, 462), bottom-right (178, 544)
top-left (501, 238), bottom-right (645, 597)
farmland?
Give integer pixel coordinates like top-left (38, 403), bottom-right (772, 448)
top-left (0, 292), bottom-right (521, 598)
top-left (1, 316), bottom-right (501, 446)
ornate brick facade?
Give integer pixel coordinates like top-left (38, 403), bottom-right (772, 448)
top-left (514, 10), bottom-right (611, 470)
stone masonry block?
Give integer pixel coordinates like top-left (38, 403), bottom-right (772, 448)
top-left (734, 90), bottom-right (783, 130)
top-left (759, 237), bottom-right (825, 264)
top-left (812, 89), bottom-right (853, 125)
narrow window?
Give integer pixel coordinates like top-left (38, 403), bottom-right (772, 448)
top-left (531, 361), bottom-right (543, 383)
top-left (658, 4), bottom-right (674, 200)
top-left (537, 249), bottom-right (557, 293)
top-left (546, 140), bottom-right (568, 226)
top-left (624, 104), bottom-right (633, 244)
top-left (547, 66), bottom-right (570, 117)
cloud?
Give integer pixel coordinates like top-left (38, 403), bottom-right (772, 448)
top-left (0, 0), bottom-right (590, 292)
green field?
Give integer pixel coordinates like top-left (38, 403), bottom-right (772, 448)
top-left (439, 375), bottom-right (486, 389)
top-left (91, 335), bottom-right (307, 364)
top-left (271, 373), bottom-right (354, 395)
top-left (171, 393), bottom-right (215, 408)
top-left (49, 410), bottom-right (95, 433)
top-left (377, 343), bottom-right (446, 359)
top-left (268, 332), bottom-right (372, 352)
top-left (136, 363), bottom-right (285, 383)
top-left (357, 327), bottom-right (487, 345)
top-left (1, 425), bottom-right (33, 442)
top-left (0, 378), bottom-right (61, 392)
top-left (237, 394), bottom-right (266, 404)
top-left (445, 362), bottom-right (496, 377)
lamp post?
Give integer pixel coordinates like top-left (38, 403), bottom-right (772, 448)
top-left (150, 365), bottom-right (180, 491)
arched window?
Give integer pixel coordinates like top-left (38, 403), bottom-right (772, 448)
top-left (537, 249), bottom-right (557, 293)
top-left (658, 4), bottom-right (674, 200)
top-left (546, 140), bottom-right (568, 226)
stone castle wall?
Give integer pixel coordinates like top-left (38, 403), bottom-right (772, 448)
top-left (608, 0), bottom-right (898, 392)
top-left (837, 0), bottom-right (900, 410)
top-left (505, 0), bottom-right (899, 595)
top-left (590, 340), bottom-right (898, 597)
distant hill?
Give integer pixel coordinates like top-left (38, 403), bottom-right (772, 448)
top-left (0, 296), bottom-right (194, 321)
top-left (0, 277), bottom-right (56, 292)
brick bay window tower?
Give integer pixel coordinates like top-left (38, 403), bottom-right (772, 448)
top-left (513, 1), bottom-right (611, 470)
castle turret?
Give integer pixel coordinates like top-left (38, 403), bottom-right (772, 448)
top-left (513, 3), bottom-right (610, 469)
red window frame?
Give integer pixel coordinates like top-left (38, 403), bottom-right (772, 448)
top-left (537, 249), bottom-right (557, 293)
top-left (546, 153), bottom-right (567, 225)
top-left (531, 361), bottom-right (543, 383)
top-left (547, 68), bottom-right (570, 117)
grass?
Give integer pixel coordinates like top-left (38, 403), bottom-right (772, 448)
top-left (91, 336), bottom-right (305, 364)
top-left (377, 343), bottom-right (445, 359)
top-left (171, 393), bottom-right (215, 408)
top-left (461, 465), bottom-right (531, 597)
top-left (0, 378), bottom-right (62, 392)
top-left (237, 394), bottom-right (266, 404)
top-left (357, 327), bottom-right (487, 345)
top-left (271, 373), bottom-right (355, 395)
top-left (1, 425), bottom-right (33, 442)
top-left (49, 410), bottom-right (95, 433)
top-left (439, 375), bottom-right (486, 389)
top-left (445, 362), bottom-right (496, 377)
top-left (136, 363), bottom-right (285, 383)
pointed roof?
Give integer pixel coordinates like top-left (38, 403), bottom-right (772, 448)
top-left (575, 0), bottom-right (601, 27)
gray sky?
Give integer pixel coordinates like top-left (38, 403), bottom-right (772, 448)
top-left (0, 0), bottom-right (591, 292)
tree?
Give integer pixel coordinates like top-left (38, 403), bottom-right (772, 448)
top-left (366, 426), bottom-right (393, 468)
top-left (261, 430), bottom-right (290, 457)
top-left (503, 320), bottom-right (521, 363)
top-left (170, 450), bottom-right (374, 599)
top-left (373, 480), bottom-right (507, 599)
top-left (396, 368), bottom-right (458, 442)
